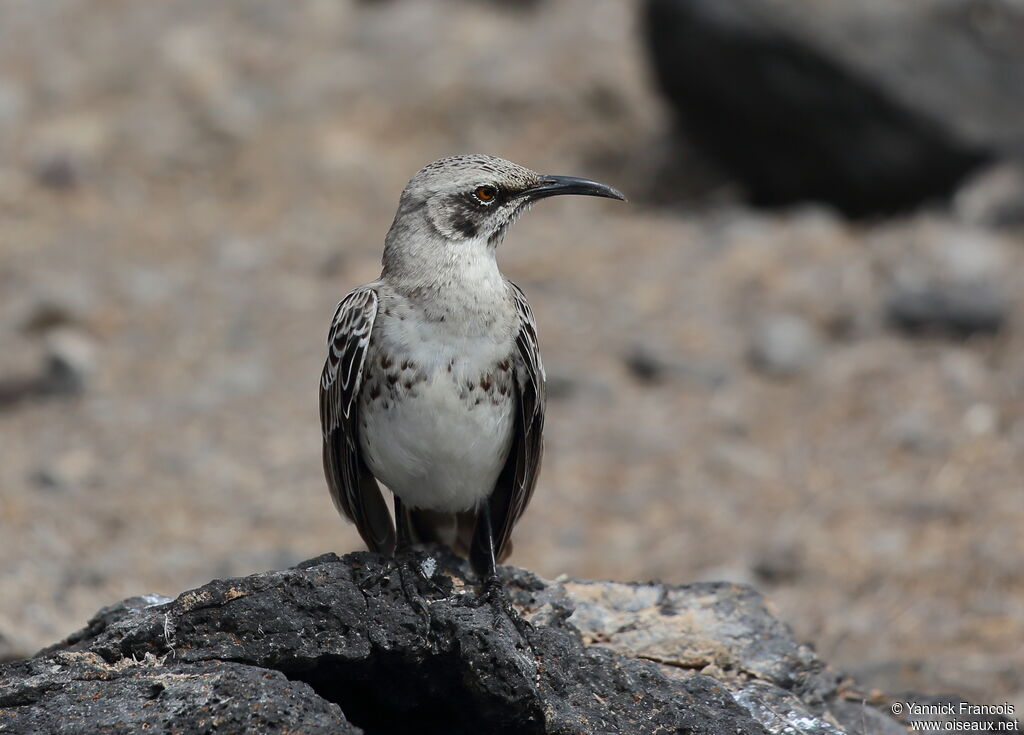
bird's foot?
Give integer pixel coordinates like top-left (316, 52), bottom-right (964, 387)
top-left (474, 573), bottom-right (534, 644)
top-left (354, 554), bottom-right (397, 594)
top-left (394, 548), bottom-right (446, 617)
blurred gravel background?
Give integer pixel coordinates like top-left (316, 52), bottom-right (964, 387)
top-left (1, 0), bottom-right (1022, 710)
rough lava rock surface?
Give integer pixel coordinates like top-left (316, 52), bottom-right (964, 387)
top-left (1, 551), bottom-right (1016, 735)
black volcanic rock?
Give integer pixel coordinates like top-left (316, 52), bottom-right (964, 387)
top-left (0, 654), bottom-right (359, 735)
top-left (1, 550), bottom-right (1015, 734)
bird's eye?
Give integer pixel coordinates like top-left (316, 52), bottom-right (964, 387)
top-left (474, 185), bottom-right (497, 203)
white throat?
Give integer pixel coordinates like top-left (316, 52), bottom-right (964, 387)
top-left (385, 231), bottom-right (505, 298)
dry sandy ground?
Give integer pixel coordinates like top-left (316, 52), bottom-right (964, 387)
top-left (1, 0), bottom-right (1022, 709)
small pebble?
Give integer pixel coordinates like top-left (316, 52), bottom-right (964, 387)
top-left (43, 328), bottom-right (97, 395)
top-left (748, 313), bottom-right (820, 378)
top-left (886, 282), bottom-right (1007, 336)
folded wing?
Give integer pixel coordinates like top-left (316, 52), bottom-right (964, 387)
top-left (319, 286), bottom-right (396, 554)
top-left (472, 281), bottom-right (546, 571)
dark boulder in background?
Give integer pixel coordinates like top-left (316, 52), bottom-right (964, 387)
top-left (1, 550), bottom-right (1016, 735)
top-left (642, 0), bottom-right (1024, 216)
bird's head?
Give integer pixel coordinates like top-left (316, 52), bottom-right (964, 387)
top-left (389, 154), bottom-right (625, 248)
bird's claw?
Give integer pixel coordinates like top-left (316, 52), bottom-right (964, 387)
top-left (354, 557), bottom-right (395, 594)
top-left (474, 574), bottom-right (534, 642)
top-left (394, 549), bottom-right (446, 617)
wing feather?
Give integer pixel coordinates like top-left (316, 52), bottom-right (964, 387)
top-left (476, 281), bottom-right (546, 567)
top-left (319, 286), bottom-right (396, 554)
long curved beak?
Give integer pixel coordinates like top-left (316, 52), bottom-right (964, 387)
top-left (521, 175), bottom-right (627, 203)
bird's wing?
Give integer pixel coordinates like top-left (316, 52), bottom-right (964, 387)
top-left (319, 285), bottom-right (396, 554)
top-left (482, 281), bottom-right (547, 564)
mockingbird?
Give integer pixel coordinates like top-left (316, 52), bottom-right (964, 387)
top-left (319, 154), bottom-right (624, 594)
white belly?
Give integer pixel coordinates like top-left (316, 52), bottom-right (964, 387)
top-left (360, 370), bottom-right (515, 512)
top-left (358, 276), bottom-right (520, 512)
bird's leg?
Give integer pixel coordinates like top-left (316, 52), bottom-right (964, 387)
top-left (394, 494), bottom-right (414, 555)
top-left (471, 503), bottom-right (533, 641)
top-left (393, 496), bottom-right (436, 616)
